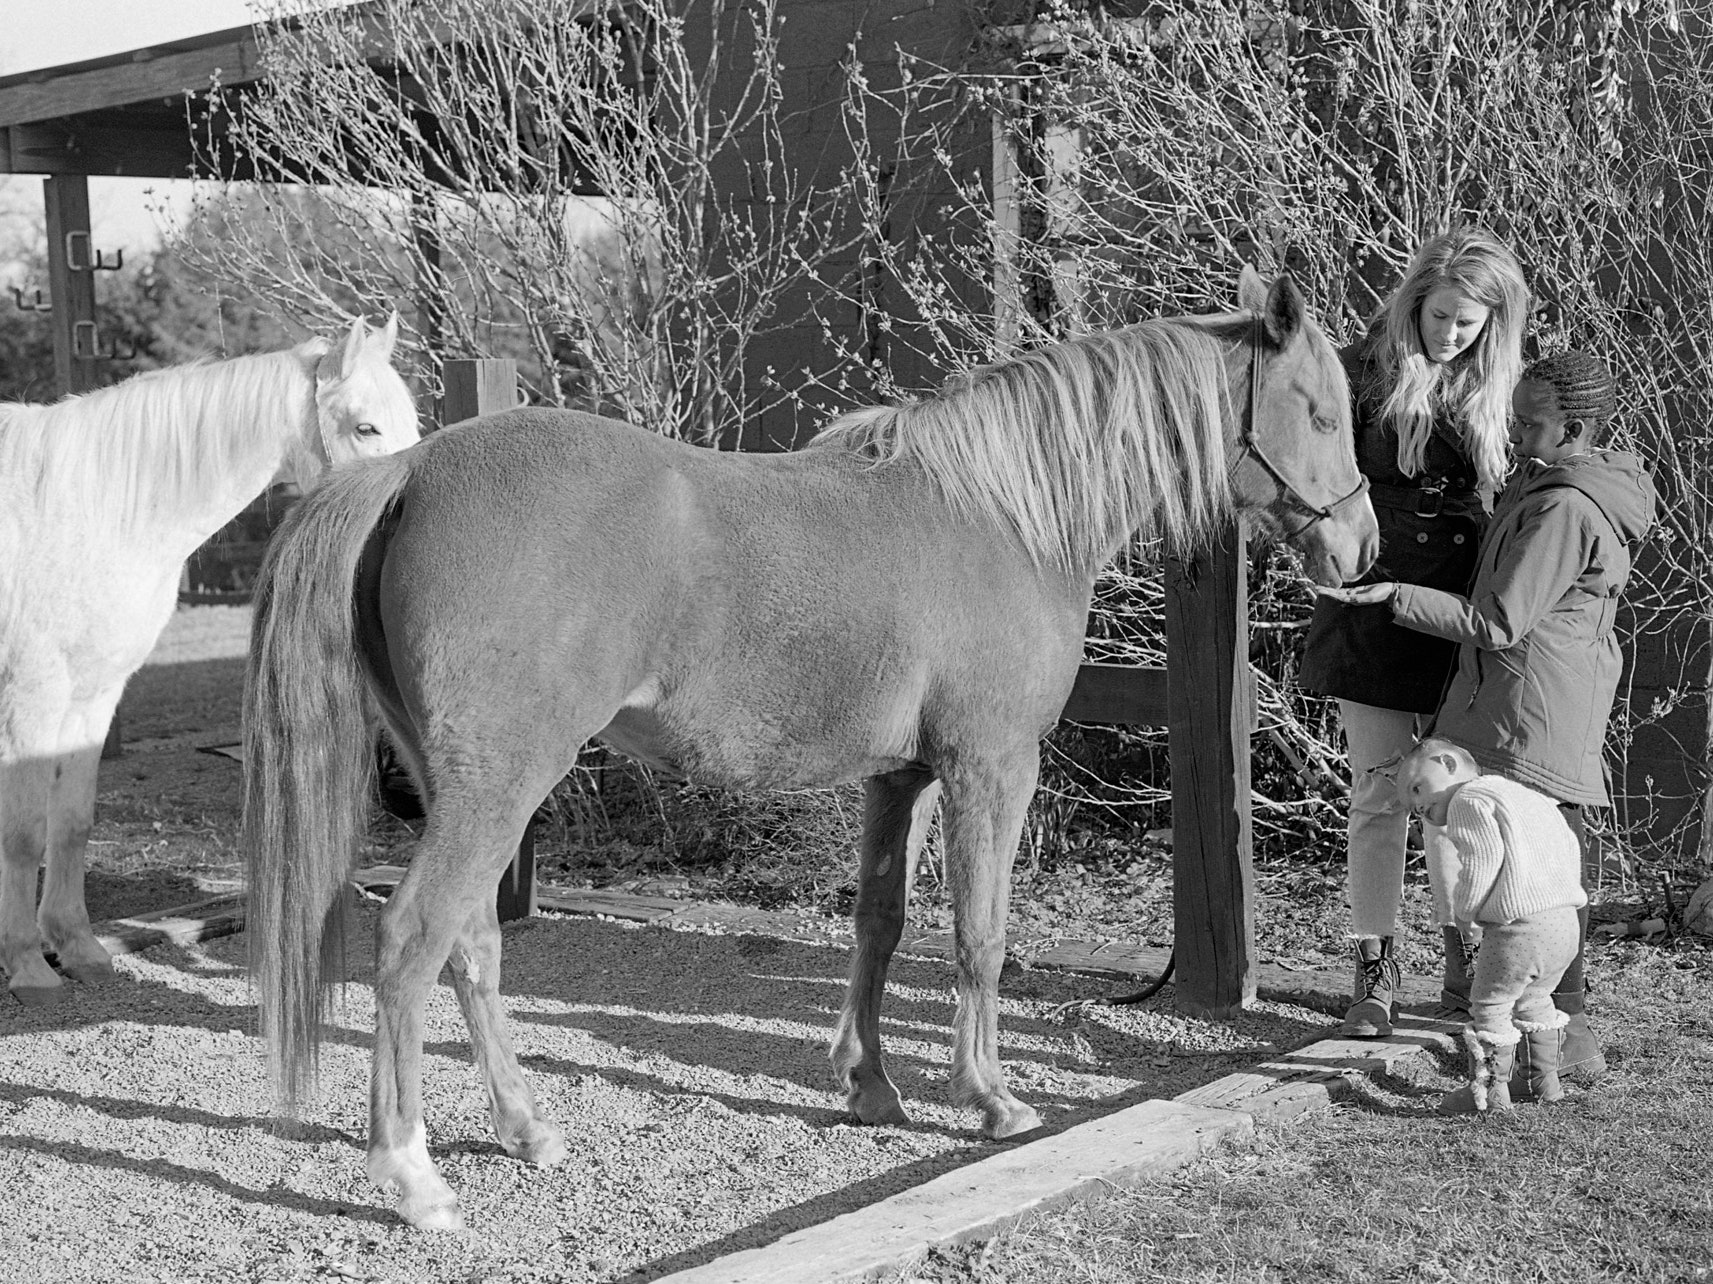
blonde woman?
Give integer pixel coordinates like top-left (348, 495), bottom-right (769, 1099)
top-left (1301, 226), bottom-right (1529, 1037)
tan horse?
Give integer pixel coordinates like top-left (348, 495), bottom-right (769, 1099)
top-left (243, 269), bottom-right (1377, 1229)
top-left (0, 317), bottom-right (419, 1003)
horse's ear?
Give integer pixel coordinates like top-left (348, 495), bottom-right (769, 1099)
top-left (376, 311), bottom-right (400, 361)
top-left (1259, 273), bottom-right (1308, 347)
top-left (1237, 264), bottom-right (1269, 313)
top-left (339, 316), bottom-right (370, 381)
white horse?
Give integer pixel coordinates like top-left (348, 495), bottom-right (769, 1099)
top-left (0, 315), bottom-right (420, 1004)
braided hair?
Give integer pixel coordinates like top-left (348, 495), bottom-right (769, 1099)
top-left (1520, 351), bottom-right (1618, 429)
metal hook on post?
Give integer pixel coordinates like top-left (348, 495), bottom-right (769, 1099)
top-left (72, 320), bottom-right (138, 362)
top-left (10, 285), bottom-right (51, 313)
top-left (65, 231), bottom-right (124, 273)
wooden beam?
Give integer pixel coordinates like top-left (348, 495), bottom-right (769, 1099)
top-left (1060, 663), bottom-right (1169, 728)
top-left (1163, 521), bottom-right (1255, 1018)
top-left (0, 37), bottom-right (263, 129)
top-left (1, 120), bottom-right (202, 179)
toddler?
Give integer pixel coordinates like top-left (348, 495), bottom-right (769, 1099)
top-left (1396, 737), bottom-right (1586, 1112)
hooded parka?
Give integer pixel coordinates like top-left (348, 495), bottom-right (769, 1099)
top-left (1390, 449), bottom-right (1657, 806)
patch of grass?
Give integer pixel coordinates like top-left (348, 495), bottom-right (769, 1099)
top-left (887, 941), bottom-right (1713, 1284)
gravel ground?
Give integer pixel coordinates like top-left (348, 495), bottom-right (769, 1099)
top-left (0, 905), bottom-right (1340, 1284)
top-left (0, 607), bottom-right (1347, 1284)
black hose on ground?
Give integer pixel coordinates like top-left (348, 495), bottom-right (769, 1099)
top-left (1050, 948), bottom-right (1176, 1018)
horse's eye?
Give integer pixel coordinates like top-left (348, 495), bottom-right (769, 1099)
top-left (355, 422), bottom-right (381, 437)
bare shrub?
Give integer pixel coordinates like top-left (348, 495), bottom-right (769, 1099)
top-left (831, 0), bottom-right (1713, 877)
top-left (178, 0), bottom-right (857, 442)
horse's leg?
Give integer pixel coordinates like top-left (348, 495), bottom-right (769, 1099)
top-left (366, 787), bottom-right (557, 1231)
top-left (832, 768), bottom-right (938, 1126)
top-left (444, 895), bottom-right (567, 1167)
top-left (941, 757), bottom-right (1042, 1139)
top-left (0, 757), bottom-right (60, 1002)
top-left (36, 741), bottom-right (115, 985)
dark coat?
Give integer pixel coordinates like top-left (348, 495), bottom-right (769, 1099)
top-left (1300, 343), bottom-right (1491, 713)
top-left (1394, 450), bottom-right (1658, 806)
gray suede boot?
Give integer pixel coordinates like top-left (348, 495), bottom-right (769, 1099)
top-left (1437, 1027), bottom-right (1518, 1114)
top-left (1339, 936), bottom-right (1399, 1038)
top-left (1510, 1015), bottom-right (1570, 1105)
top-left (1556, 1010), bottom-right (1608, 1078)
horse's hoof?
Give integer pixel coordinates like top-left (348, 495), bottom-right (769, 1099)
top-left (849, 1092), bottom-right (912, 1128)
top-left (983, 1101), bottom-right (1043, 1140)
top-left (63, 962), bottom-right (120, 986)
top-left (9, 983), bottom-right (67, 1008)
top-left (402, 1198), bottom-right (465, 1233)
top-left (505, 1123), bottom-right (568, 1168)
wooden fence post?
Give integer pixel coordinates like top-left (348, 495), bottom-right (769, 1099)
top-left (440, 358), bottom-right (536, 923)
top-left (1163, 519), bottom-right (1256, 1017)
top-left (42, 174), bottom-right (129, 761)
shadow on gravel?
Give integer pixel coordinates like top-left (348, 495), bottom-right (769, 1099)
top-left (0, 1078), bottom-right (352, 1146)
top-left (0, 1132), bottom-right (389, 1224)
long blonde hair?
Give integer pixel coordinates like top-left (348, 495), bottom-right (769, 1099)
top-left (1371, 226), bottom-right (1527, 491)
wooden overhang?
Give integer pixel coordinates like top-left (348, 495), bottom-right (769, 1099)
top-left (0, 24), bottom-right (263, 180)
top-left (0, 9), bottom-right (628, 189)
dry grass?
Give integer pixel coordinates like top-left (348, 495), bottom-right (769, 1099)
top-left (883, 940), bottom-right (1713, 1284)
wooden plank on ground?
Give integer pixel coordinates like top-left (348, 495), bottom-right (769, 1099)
top-left (1176, 1067), bottom-right (1352, 1123)
top-left (535, 887), bottom-right (685, 923)
top-left (1024, 940), bottom-right (1174, 977)
top-left (85, 893), bottom-right (247, 960)
top-left (650, 1099), bottom-right (1251, 1284)
top-left (1177, 1018), bottom-right (1458, 1120)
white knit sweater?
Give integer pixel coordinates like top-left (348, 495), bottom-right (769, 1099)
top-left (1440, 775), bottom-right (1589, 925)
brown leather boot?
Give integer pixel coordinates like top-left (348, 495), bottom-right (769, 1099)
top-left (1433, 925), bottom-right (1478, 1020)
top-left (1339, 936), bottom-right (1399, 1038)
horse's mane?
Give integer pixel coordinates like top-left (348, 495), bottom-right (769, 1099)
top-left (0, 349), bottom-right (316, 531)
top-left (810, 313), bottom-right (1250, 572)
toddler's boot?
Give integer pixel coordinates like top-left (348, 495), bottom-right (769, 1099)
top-left (1437, 1027), bottom-right (1518, 1114)
top-left (1339, 936), bottom-right (1399, 1038)
top-left (1510, 1013), bottom-right (1571, 1104)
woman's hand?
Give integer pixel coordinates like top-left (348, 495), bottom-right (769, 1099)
top-left (1315, 582), bottom-right (1397, 606)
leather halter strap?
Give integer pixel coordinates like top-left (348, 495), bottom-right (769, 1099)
top-left (1233, 317), bottom-right (1370, 540)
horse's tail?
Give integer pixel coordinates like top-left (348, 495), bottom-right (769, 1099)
top-left (243, 452), bottom-right (413, 1114)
